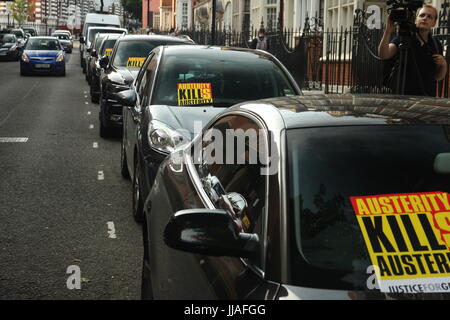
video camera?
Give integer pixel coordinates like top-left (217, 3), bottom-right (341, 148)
top-left (387, 0), bottom-right (424, 22)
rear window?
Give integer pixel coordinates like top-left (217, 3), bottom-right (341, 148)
top-left (100, 39), bottom-right (117, 56)
top-left (287, 125), bottom-right (450, 292)
top-left (88, 29), bottom-right (123, 44)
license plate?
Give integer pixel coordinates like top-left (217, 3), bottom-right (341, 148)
top-left (35, 64), bottom-right (50, 69)
top-left (0, 52), bottom-right (7, 56)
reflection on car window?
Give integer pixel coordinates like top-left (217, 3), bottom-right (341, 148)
top-left (0, 35), bottom-right (15, 44)
top-left (153, 54), bottom-right (296, 107)
top-left (25, 39), bottom-right (61, 50)
top-left (287, 125), bottom-right (450, 290)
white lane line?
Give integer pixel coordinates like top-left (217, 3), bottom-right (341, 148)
top-left (85, 95), bottom-right (88, 99)
top-left (93, 142), bottom-right (98, 149)
top-left (84, 91), bottom-right (87, 94)
top-left (107, 222), bottom-right (117, 239)
top-left (89, 124), bottom-right (94, 129)
top-left (0, 81), bottom-right (39, 128)
top-left (97, 170), bottom-right (104, 180)
top-left (0, 137), bottom-right (29, 143)
top-left (85, 102), bottom-right (89, 105)
top-left (87, 111), bottom-right (91, 115)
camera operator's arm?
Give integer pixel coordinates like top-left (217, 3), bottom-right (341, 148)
top-left (433, 54), bottom-right (447, 81)
top-left (378, 15), bottom-right (398, 60)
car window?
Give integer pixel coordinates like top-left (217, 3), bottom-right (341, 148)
top-left (0, 35), bottom-right (15, 43)
top-left (99, 39), bottom-right (117, 56)
top-left (88, 29), bottom-right (123, 44)
top-left (286, 125), bottom-right (450, 290)
top-left (141, 56), bottom-right (158, 107)
top-left (25, 39), bottom-right (61, 50)
top-left (152, 52), bottom-right (297, 107)
top-left (112, 41), bottom-right (172, 69)
top-left (192, 115), bottom-right (268, 269)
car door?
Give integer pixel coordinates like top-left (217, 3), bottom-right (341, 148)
top-left (124, 52), bottom-right (158, 175)
top-left (151, 113), bottom-right (277, 299)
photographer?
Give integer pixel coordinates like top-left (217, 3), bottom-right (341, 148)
top-left (378, 5), bottom-right (447, 96)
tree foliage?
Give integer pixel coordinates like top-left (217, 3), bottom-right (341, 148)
top-left (8, 0), bottom-right (35, 25)
top-left (121, 0), bottom-right (142, 20)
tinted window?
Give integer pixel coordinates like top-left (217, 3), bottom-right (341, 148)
top-left (112, 41), bottom-right (170, 68)
top-left (25, 39), bottom-right (61, 50)
top-left (152, 52), bottom-right (296, 107)
top-left (100, 39), bottom-right (117, 55)
top-left (287, 125), bottom-right (450, 290)
top-left (0, 35), bottom-right (15, 43)
top-left (88, 29), bottom-right (123, 44)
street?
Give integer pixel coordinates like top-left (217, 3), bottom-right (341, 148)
top-left (0, 42), bottom-right (142, 299)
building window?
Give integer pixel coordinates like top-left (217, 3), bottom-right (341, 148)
top-left (266, 7), bottom-right (277, 30)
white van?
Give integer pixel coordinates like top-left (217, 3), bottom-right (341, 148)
top-left (80, 13), bottom-right (122, 70)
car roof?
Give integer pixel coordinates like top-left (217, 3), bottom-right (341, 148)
top-left (160, 45), bottom-right (277, 60)
top-left (235, 94), bottom-right (450, 128)
top-left (117, 34), bottom-right (191, 42)
top-left (87, 26), bottom-right (126, 32)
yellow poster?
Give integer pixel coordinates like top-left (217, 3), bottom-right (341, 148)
top-left (351, 192), bottom-right (450, 293)
top-left (177, 83), bottom-right (213, 106)
top-left (104, 48), bottom-right (113, 56)
top-left (126, 57), bottom-right (145, 68)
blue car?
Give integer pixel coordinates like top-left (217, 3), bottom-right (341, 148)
top-left (20, 37), bottom-right (66, 76)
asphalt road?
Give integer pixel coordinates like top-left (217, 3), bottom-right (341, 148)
top-left (0, 43), bottom-right (142, 299)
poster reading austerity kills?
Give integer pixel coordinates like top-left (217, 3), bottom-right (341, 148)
top-left (177, 83), bottom-right (213, 106)
top-left (350, 192), bottom-right (450, 293)
top-left (126, 57), bottom-right (146, 68)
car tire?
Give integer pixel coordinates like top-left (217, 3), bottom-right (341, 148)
top-left (120, 133), bottom-right (131, 180)
top-left (20, 69), bottom-right (27, 76)
top-left (91, 93), bottom-right (99, 103)
top-left (132, 160), bottom-right (144, 223)
top-left (99, 95), bottom-right (111, 138)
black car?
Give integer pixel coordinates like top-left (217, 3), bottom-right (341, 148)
top-left (117, 45), bottom-right (301, 222)
top-left (0, 34), bottom-right (21, 61)
top-left (86, 32), bottom-right (121, 84)
top-left (89, 33), bottom-right (122, 103)
top-left (10, 29), bottom-right (26, 49)
top-left (141, 94), bottom-right (450, 300)
top-left (98, 35), bottom-right (193, 138)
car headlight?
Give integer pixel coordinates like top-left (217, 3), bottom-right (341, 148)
top-left (56, 53), bottom-right (64, 62)
top-left (148, 120), bottom-right (189, 154)
top-left (21, 53), bottom-right (29, 62)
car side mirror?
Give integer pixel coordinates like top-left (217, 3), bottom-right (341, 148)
top-left (115, 89), bottom-right (137, 106)
top-left (80, 37), bottom-right (85, 44)
top-left (164, 209), bottom-right (260, 258)
top-left (90, 49), bottom-right (97, 58)
top-left (99, 56), bottom-right (109, 69)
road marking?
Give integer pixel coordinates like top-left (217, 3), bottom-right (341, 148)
top-left (0, 81), bottom-right (39, 128)
top-left (107, 222), bottom-right (117, 239)
top-left (89, 124), bottom-right (94, 129)
top-left (87, 111), bottom-right (91, 115)
top-left (85, 95), bottom-right (88, 99)
top-left (85, 102), bottom-right (89, 105)
top-left (84, 91), bottom-right (87, 94)
top-left (0, 137), bottom-right (29, 143)
top-left (97, 171), bottom-right (104, 180)
top-left (93, 142), bottom-right (98, 148)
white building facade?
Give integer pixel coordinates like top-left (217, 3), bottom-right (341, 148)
top-left (176, 0), bottom-right (193, 30)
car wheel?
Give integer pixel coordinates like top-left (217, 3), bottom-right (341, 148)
top-left (120, 133), bottom-right (131, 179)
top-left (141, 217), bottom-right (154, 300)
top-left (132, 160), bottom-right (144, 223)
top-left (91, 93), bottom-right (99, 104)
top-left (99, 95), bottom-right (111, 138)
top-left (20, 68), bottom-right (27, 76)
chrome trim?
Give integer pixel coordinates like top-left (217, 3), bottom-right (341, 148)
top-left (279, 129), bottom-right (288, 283)
top-left (184, 149), bottom-right (215, 210)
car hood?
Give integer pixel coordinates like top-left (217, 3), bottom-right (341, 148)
top-left (24, 50), bottom-right (62, 58)
top-left (148, 105), bottom-right (227, 139)
top-left (0, 43), bottom-right (14, 49)
top-left (116, 67), bottom-right (140, 83)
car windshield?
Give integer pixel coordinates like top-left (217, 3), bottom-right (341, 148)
top-left (100, 39), bottom-right (117, 56)
top-left (25, 39), bottom-right (61, 51)
top-left (53, 34), bottom-right (69, 40)
top-left (11, 31), bottom-right (23, 38)
top-left (286, 125), bottom-right (450, 291)
top-left (152, 52), bottom-right (296, 107)
top-left (112, 40), bottom-right (169, 68)
top-left (88, 29), bottom-right (122, 44)
top-left (0, 35), bottom-right (15, 44)
top-left (94, 36), bottom-right (107, 51)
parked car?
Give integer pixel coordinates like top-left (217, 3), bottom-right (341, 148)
top-left (117, 45), bottom-right (300, 222)
top-left (20, 37), bottom-right (66, 76)
top-left (80, 26), bottom-right (127, 73)
top-left (22, 27), bottom-right (38, 37)
top-left (10, 29), bottom-right (26, 48)
top-left (86, 32), bottom-right (121, 84)
top-left (0, 34), bottom-right (21, 61)
top-left (98, 35), bottom-right (193, 138)
top-left (140, 94), bottom-right (450, 300)
top-left (53, 30), bottom-right (72, 39)
top-left (51, 32), bottom-right (73, 53)
top-left (89, 33), bottom-right (122, 103)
